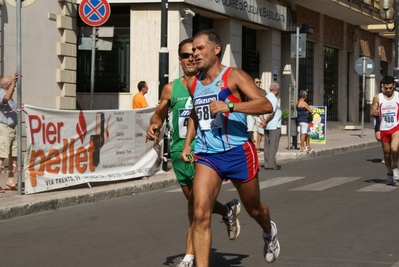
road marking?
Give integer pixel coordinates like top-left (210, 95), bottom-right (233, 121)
top-left (226, 176), bottom-right (306, 191)
top-left (166, 177), bottom-right (397, 193)
top-left (259, 176), bottom-right (306, 190)
top-left (357, 184), bottom-right (397, 192)
top-left (291, 177), bottom-right (362, 191)
top-left (166, 180), bottom-right (231, 193)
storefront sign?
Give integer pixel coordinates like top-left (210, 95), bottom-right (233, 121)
top-left (188, 0), bottom-right (286, 30)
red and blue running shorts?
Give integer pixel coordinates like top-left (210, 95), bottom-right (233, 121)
top-left (194, 140), bottom-right (259, 182)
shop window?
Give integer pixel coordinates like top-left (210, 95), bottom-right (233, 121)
top-left (77, 7), bottom-right (130, 93)
top-left (193, 15), bottom-right (213, 36)
top-left (242, 27), bottom-right (259, 78)
top-left (324, 46), bottom-right (339, 121)
top-left (299, 41), bottom-right (314, 104)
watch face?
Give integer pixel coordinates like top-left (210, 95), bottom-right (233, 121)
top-left (228, 103), bottom-right (234, 107)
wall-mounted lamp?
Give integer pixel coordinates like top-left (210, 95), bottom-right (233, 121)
top-left (181, 8), bottom-right (196, 21)
top-left (380, 0), bottom-right (396, 31)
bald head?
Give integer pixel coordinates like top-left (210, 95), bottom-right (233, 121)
top-left (269, 83), bottom-right (279, 95)
top-left (1, 76), bottom-right (14, 89)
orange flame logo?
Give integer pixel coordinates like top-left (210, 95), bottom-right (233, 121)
top-left (76, 110), bottom-right (87, 144)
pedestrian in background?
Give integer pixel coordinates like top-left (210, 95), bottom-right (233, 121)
top-left (370, 75), bottom-right (399, 185)
top-left (0, 71), bottom-right (19, 193)
top-left (246, 78), bottom-right (266, 152)
top-left (296, 90), bottom-right (314, 152)
top-left (259, 83), bottom-right (282, 170)
top-left (146, 38), bottom-right (241, 267)
top-left (132, 81), bottom-right (149, 109)
top-left (181, 29), bottom-right (280, 267)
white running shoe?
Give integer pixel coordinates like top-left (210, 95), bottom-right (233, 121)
top-left (223, 199), bottom-right (241, 240)
top-left (175, 259), bottom-right (193, 267)
top-left (393, 168), bottom-right (399, 181)
top-left (263, 221), bottom-right (280, 263)
top-left (386, 173), bottom-right (396, 186)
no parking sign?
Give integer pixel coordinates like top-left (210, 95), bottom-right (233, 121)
top-left (79, 0), bottom-right (111, 27)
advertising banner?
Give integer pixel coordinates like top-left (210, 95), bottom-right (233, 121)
top-left (309, 106), bottom-right (327, 144)
top-left (23, 105), bottom-right (164, 194)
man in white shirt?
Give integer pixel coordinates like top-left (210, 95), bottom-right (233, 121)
top-left (259, 83), bottom-right (282, 170)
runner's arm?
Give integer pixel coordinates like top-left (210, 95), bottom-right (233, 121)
top-left (146, 82), bottom-right (172, 142)
top-left (370, 94), bottom-right (379, 117)
top-left (209, 68), bottom-right (272, 115)
top-left (181, 108), bottom-right (197, 163)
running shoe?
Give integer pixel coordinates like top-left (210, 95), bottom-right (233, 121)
top-left (175, 259), bottom-right (193, 267)
top-left (381, 159), bottom-right (385, 164)
top-left (263, 221), bottom-right (280, 263)
top-left (223, 199), bottom-right (241, 240)
top-left (386, 173), bottom-right (396, 186)
top-left (393, 168), bottom-right (399, 181)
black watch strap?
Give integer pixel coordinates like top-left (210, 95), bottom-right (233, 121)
top-left (228, 102), bottom-right (234, 112)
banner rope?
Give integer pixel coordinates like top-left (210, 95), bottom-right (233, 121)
top-left (1, 106), bottom-right (24, 114)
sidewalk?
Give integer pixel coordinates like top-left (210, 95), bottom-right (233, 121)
top-left (0, 122), bottom-right (379, 220)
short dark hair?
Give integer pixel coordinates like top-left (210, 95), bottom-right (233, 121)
top-left (137, 81), bottom-right (146, 91)
top-left (383, 75), bottom-right (395, 85)
top-left (178, 38), bottom-right (193, 56)
top-left (193, 29), bottom-right (223, 58)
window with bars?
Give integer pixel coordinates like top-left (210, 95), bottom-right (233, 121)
top-left (324, 46), bottom-right (339, 121)
top-left (299, 41), bottom-right (314, 104)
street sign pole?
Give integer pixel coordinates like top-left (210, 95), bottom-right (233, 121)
top-left (90, 26), bottom-right (96, 110)
top-left (288, 28), bottom-right (306, 150)
top-left (79, 0), bottom-right (111, 109)
top-left (361, 58), bottom-right (366, 138)
top-left (16, 0), bottom-right (23, 195)
top-left (355, 56), bottom-right (374, 138)
top-left (292, 26), bottom-right (300, 149)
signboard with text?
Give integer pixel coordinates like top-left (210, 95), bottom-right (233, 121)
top-left (309, 106), bottom-right (327, 144)
top-left (23, 105), bottom-right (165, 194)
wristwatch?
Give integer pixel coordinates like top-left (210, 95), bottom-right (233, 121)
top-left (228, 102), bottom-right (234, 112)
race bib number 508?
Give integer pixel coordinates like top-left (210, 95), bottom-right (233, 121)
top-left (194, 93), bottom-right (222, 130)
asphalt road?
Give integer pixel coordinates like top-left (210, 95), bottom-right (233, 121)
top-left (0, 146), bottom-right (398, 267)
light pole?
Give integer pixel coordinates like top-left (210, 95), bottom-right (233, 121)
top-left (380, 0), bottom-right (399, 84)
top-left (159, 0), bottom-right (169, 171)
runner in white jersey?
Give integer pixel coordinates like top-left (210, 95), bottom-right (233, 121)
top-left (370, 75), bottom-right (399, 185)
top-left (379, 92), bottom-right (399, 131)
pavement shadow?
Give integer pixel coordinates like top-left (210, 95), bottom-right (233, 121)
top-left (363, 178), bottom-right (386, 184)
top-left (164, 248), bottom-right (249, 266)
top-left (366, 158), bottom-right (383, 164)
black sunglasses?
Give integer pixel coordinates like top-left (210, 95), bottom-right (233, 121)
top-left (180, 53), bottom-right (194, 59)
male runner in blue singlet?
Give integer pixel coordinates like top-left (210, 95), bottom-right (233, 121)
top-left (181, 30), bottom-right (280, 267)
top-left (146, 38), bottom-right (241, 267)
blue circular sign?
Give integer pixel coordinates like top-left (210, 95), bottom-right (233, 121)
top-left (79, 0), bottom-right (111, 27)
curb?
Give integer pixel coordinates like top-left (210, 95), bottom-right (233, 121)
top-left (275, 141), bottom-right (380, 161)
top-left (0, 173), bottom-right (178, 220)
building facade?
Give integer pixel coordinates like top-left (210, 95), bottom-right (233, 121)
top-left (0, 0), bottom-right (393, 124)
